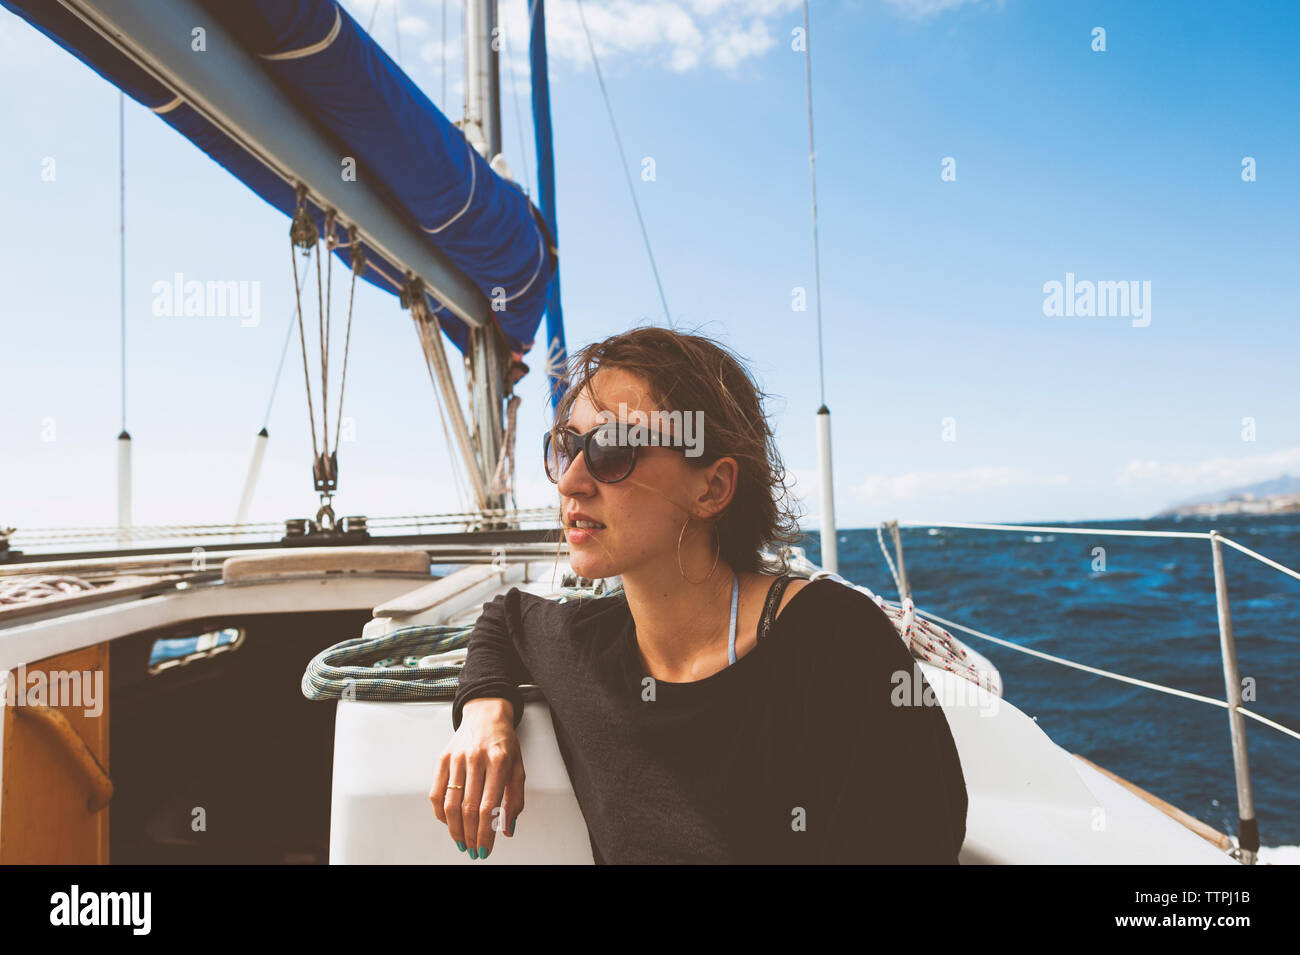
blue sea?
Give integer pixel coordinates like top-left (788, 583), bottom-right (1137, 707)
top-left (802, 515), bottom-right (1300, 855)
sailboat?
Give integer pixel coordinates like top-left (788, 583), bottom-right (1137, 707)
top-left (0, 0), bottom-right (1277, 865)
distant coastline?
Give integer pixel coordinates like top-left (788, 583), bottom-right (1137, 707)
top-left (1156, 493), bottom-right (1300, 519)
top-left (1155, 473), bottom-right (1300, 519)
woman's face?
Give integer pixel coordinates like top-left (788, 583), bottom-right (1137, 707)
top-left (555, 367), bottom-right (732, 581)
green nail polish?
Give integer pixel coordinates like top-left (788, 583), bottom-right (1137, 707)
top-left (480, 845), bottom-right (490, 859)
top-left (456, 841), bottom-right (466, 852)
top-left (468, 847), bottom-right (477, 859)
top-left (510, 819), bottom-right (516, 836)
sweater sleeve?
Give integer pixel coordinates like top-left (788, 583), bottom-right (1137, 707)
top-left (451, 587), bottom-right (536, 732)
top-left (804, 585), bottom-right (969, 864)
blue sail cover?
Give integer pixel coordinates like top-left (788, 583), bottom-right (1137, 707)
top-left (1, 0), bottom-right (554, 359)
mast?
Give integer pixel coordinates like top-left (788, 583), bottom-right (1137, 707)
top-left (464, 0), bottom-right (508, 514)
top-left (801, 0), bottom-right (837, 573)
top-left (116, 90), bottom-right (132, 548)
top-left (464, 0), bottom-right (502, 159)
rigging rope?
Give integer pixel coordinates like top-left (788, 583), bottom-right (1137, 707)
top-left (300, 578), bottom-right (610, 702)
top-left (321, 209), bottom-right (333, 456)
top-left (288, 186), bottom-right (363, 515)
top-left (916, 607), bottom-right (1299, 742)
top-left (801, 0), bottom-right (827, 408)
top-left (334, 226), bottom-right (363, 446)
top-left (262, 302), bottom-right (300, 431)
top-left (489, 394), bottom-right (521, 496)
top-left (876, 522), bottom-right (902, 596)
top-left (501, 10), bottom-right (535, 196)
top-left (289, 204), bottom-right (321, 467)
top-left (4, 506), bottom-right (563, 548)
top-left (410, 292), bottom-right (475, 514)
top-left (573, 0), bottom-right (671, 322)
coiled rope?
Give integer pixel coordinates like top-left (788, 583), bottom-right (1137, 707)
top-left (300, 579), bottom-right (616, 702)
top-left (0, 574), bottom-right (96, 605)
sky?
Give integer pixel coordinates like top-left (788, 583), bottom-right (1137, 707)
top-left (1, 0), bottom-right (1298, 537)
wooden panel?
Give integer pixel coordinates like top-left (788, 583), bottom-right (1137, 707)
top-left (222, 547), bottom-right (431, 582)
top-left (0, 643), bottom-right (110, 864)
top-left (372, 563), bottom-right (504, 618)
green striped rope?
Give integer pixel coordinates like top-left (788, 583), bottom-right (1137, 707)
top-left (300, 580), bottom-right (622, 702)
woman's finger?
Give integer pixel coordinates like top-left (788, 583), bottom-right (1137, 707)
top-left (461, 755), bottom-right (485, 857)
top-left (442, 757), bottom-right (468, 851)
top-left (501, 759), bottom-right (525, 837)
top-left (429, 752), bottom-right (450, 826)
top-left (475, 750), bottom-right (511, 859)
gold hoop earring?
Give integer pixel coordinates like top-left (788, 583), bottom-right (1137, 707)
top-left (677, 517), bottom-right (720, 585)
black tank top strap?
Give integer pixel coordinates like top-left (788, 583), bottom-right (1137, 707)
top-left (757, 574), bottom-right (794, 643)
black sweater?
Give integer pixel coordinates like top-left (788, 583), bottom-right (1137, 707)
top-left (451, 576), bottom-right (968, 864)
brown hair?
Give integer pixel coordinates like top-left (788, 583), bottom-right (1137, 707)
top-left (549, 324), bottom-right (804, 574)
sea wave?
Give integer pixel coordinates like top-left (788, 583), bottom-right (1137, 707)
top-left (802, 513), bottom-right (1300, 847)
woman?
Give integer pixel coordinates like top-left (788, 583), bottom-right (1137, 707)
top-left (430, 327), bottom-right (967, 863)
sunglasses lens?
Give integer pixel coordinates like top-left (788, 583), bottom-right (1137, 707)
top-left (586, 435), bottom-right (635, 482)
top-left (543, 430), bottom-right (570, 483)
top-left (545, 426), bottom-right (637, 483)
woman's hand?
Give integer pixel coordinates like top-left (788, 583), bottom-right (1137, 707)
top-left (431, 697), bottom-right (525, 860)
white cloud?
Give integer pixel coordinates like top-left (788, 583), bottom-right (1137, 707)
top-left (386, 0), bottom-right (803, 75)
top-left (397, 15), bottom-right (431, 36)
top-left (709, 17), bottom-right (777, 70)
top-left (1114, 447), bottom-right (1300, 490)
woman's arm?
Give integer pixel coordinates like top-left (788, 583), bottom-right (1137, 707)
top-left (451, 588), bottom-right (536, 732)
top-left (804, 586), bottom-right (969, 864)
top-left (434, 587), bottom-right (537, 860)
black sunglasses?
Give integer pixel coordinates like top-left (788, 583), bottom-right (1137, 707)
top-left (543, 424), bottom-right (688, 484)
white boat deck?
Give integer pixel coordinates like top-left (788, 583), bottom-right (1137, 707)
top-left (329, 562), bottom-right (1240, 865)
